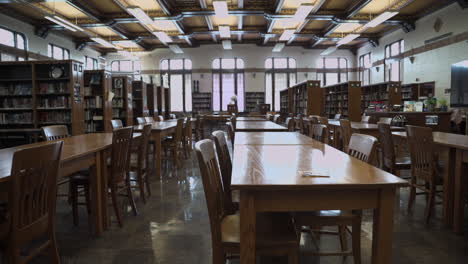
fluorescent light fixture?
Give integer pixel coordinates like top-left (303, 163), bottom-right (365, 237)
top-left (337, 34), bottom-right (360, 46)
top-left (291, 4), bottom-right (314, 22)
top-left (272, 43), bottom-right (285, 52)
top-left (320, 46), bottom-right (337, 56)
top-left (153, 31), bottom-right (172, 43)
top-left (169, 44), bottom-right (183, 54)
top-left (219, 25), bottom-right (230, 39)
top-left (127, 7), bottom-right (154, 25)
top-left (364, 11), bottom-right (399, 28)
top-left (279, 29), bottom-right (295, 41)
top-left (91, 37), bottom-right (116, 48)
top-left (45, 16), bottom-right (83, 32)
top-left (222, 40), bottom-right (232, 49)
top-left (213, 1), bottom-right (229, 18)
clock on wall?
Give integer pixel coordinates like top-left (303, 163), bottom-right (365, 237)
top-left (49, 65), bottom-right (65, 79)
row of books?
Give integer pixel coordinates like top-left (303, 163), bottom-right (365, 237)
top-left (38, 82), bottom-right (68, 94)
top-left (37, 97), bottom-right (69, 109)
top-left (112, 98), bottom-right (124, 108)
top-left (0, 112), bottom-right (32, 124)
top-left (0, 98), bottom-right (32, 109)
top-left (85, 110), bottom-right (103, 121)
top-left (37, 112), bottom-right (71, 123)
top-left (112, 109), bottom-right (124, 118)
top-left (86, 122), bottom-right (103, 133)
top-left (0, 83), bottom-right (32, 95)
top-left (85, 96), bottom-right (103, 108)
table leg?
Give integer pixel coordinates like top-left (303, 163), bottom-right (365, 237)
top-left (101, 149), bottom-right (110, 230)
top-left (443, 147), bottom-right (455, 227)
top-left (90, 151), bottom-right (103, 236)
top-left (154, 131), bottom-right (162, 179)
top-left (453, 149), bottom-right (467, 234)
top-left (372, 188), bottom-right (396, 264)
top-left (240, 190), bottom-right (256, 264)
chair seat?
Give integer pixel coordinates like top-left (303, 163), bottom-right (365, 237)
top-left (221, 213), bottom-right (298, 247)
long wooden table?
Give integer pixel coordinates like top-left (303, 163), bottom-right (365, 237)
top-left (0, 133), bottom-right (140, 236)
top-left (236, 117), bottom-right (268, 122)
top-left (235, 132), bottom-right (313, 145)
top-left (392, 131), bottom-right (468, 234)
top-left (231, 133), bottom-right (407, 264)
top-left (235, 121), bottom-right (288, 132)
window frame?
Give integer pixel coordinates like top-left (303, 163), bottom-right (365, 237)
top-left (0, 26), bottom-right (27, 61)
top-left (48, 43), bottom-right (70, 60)
top-left (316, 57), bottom-right (348, 86)
top-left (264, 57), bottom-right (297, 111)
top-left (85, 56), bottom-right (98, 70)
top-left (110, 60), bottom-right (141, 73)
top-left (384, 39), bottom-right (404, 82)
top-left (359, 53), bottom-right (371, 85)
top-left (212, 58), bottom-right (245, 112)
top-left (159, 58), bottom-right (193, 112)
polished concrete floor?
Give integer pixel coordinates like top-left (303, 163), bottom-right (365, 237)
top-left (25, 136), bottom-right (468, 264)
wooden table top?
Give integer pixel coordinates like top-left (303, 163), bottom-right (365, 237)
top-left (235, 132), bottom-right (316, 145)
top-left (236, 117), bottom-right (268, 121)
top-left (0, 133), bottom-right (141, 180)
top-left (133, 121), bottom-right (177, 131)
top-left (392, 131), bottom-right (468, 151)
top-left (235, 121), bottom-right (288, 132)
top-left (328, 120), bottom-right (404, 131)
top-left (231, 143), bottom-right (407, 191)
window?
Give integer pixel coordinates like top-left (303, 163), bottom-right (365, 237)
top-left (384, 39), bottom-right (404, 82)
top-left (85, 56), bottom-right (98, 70)
top-left (0, 26), bottom-right (27, 61)
top-left (316, 57), bottom-right (348, 86)
top-left (212, 58), bottom-right (245, 112)
top-left (48, 44), bottom-right (70, 60)
top-left (110, 60), bottom-right (141, 73)
top-left (160, 59), bottom-right (192, 112)
top-left (265, 58), bottom-right (297, 111)
top-left (359, 53), bottom-right (372, 85)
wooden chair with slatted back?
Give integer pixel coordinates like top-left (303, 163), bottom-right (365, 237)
top-left (195, 115), bottom-right (204, 141)
top-left (339, 119), bottom-right (352, 152)
top-left (212, 131), bottom-right (236, 213)
top-left (195, 139), bottom-right (299, 264)
top-left (129, 124), bottom-right (152, 204)
top-left (158, 115), bottom-right (165, 121)
top-left (347, 133), bottom-right (378, 163)
top-left (226, 123), bottom-right (235, 149)
top-left (378, 123), bottom-right (411, 177)
top-left (361, 116), bottom-right (371, 123)
top-left (0, 141), bottom-right (63, 264)
top-left (296, 115), bottom-right (306, 134)
top-left (318, 116), bottom-right (329, 125)
top-left (163, 119), bottom-right (185, 168)
top-left (144, 116), bottom-right (154, 123)
top-left (378, 117), bottom-right (392, 125)
top-left (309, 124), bottom-right (329, 144)
top-left (137, 117), bottom-right (146, 125)
top-left (309, 115), bottom-right (320, 124)
top-left (230, 116), bottom-right (237, 130)
top-left (183, 117), bottom-right (193, 158)
top-left (169, 114), bottom-right (177, 119)
top-left (285, 117), bottom-right (295, 132)
top-left (273, 114), bottom-right (281, 124)
top-left (41, 125), bottom-right (69, 141)
top-left (111, 119), bottom-right (123, 130)
top-left (406, 125), bottom-right (443, 224)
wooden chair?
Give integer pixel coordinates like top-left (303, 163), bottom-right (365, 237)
top-left (285, 117), bottom-right (295, 132)
top-left (137, 117), bottom-right (146, 125)
top-left (268, 114), bottom-right (274, 121)
top-left (0, 141), bottom-right (63, 264)
top-left (226, 123), bottom-right (235, 148)
top-left (378, 117), bottom-right (392, 125)
top-left (318, 116), bottom-right (329, 125)
top-left (129, 124), bottom-right (152, 204)
top-left (169, 114), bottom-right (177, 119)
top-left (334, 114), bottom-right (341, 120)
top-left (339, 119), bottom-right (352, 152)
top-left (41, 125), bottom-right (69, 141)
top-left (163, 119), bottom-right (185, 168)
top-left (183, 117), bottom-right (193, 158)
top-left (230, 116), bottom-right (237, 130)
top-left (158, 115), bottom-right (165, 121)
top-left (378, 123), bottom-right (411, 177)
top-left (309, 115), bottom-right (320, 125)
top-left (406, 125), bottom-right (443, 224)
top-left (361, 116), bottom-right (370, 123)
top-left (273, 114), bottom-right (281, 124)
top-left (195, 139), bottom-right (299, 264)
top-left (195, 115), bottom-right (204, 141)
top-left (296, 115), bottom-right (306, 134)
top-left (309, 124), bottom-right (329, 144)
top-left (348, 134), bottom-right (378, 163)
top-left (111, 119), bottom-right (123, 129)
top-left (144, 116), bottom-right (154, 123)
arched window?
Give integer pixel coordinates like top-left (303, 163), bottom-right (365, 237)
top-left (212, 58), bottom-right (245, 112)
top-left (265, 58), bottom-right (297, 111)
top-left (160, 58), bottom-right (192, 112)
top-left (0, 26), bottom-right (27, 61)
top-left (316, 57), bottom-right (348, 86)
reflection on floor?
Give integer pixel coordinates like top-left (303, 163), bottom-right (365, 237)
top-left (24, 139), bottom-right (468, 264)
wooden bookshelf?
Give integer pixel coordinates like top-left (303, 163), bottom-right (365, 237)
top-left (111, 75), bottom-right (133, 127)
top-left (132, 80), bottom-right (148, 121)
top-left (146, 83), bottom-right (157, 118)
top-left (156, 86), bottom-right (166, 117)
top-left (0, 60), bottom-right (84, 136)
top-left (323, 81), bottom-right (361, 121)
top-left (164, 87), bottom-right (170, 119)
top-left (291, 80), bottom-right (322, 116)
top-left (361, 81), bottom-right (402, 112)
top-left (84, 70), bottom-right (111, 133)
top-left (192, 92), bottom-right (212, 113)
top-left (245, 92), bottom-right (265, 112)
top-left (280, 88), bottom-right (293, 114)
top-left (401, 82), bottom-right (435, 101)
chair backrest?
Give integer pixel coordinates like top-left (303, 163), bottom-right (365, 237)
top-left (285, 117), bottom-right (295, 132)
top-left (144, 116), bottom-right (154, 123)
top-left (309, 115), bottom-right (320, 124)
top-left (195, 139), bottom-right (225, 247)
top-left (406, 125), bottom-right (437, 181)
top-left (174, 118), bottom-right (185, 143)
top-left (41, 125), bottom-right (69, 141)
top-left (268, 114), bottom-right (274, 121)
top-left (273, 114), bottom-right (281, 124)
top-left (137, 117), bottom-right (146, 125)
top-left (334, 114), bottom-right (342, 120)
top-left (347, 133), bottom-right (378, 163)
top-left (169, 114), bottom-right (176, 119)
top-left (378, 123), bottom-right (396, 173)
top-left (296, 115), bottom-right (305, 133)
top-left (230, 116), bottom-right (237, 130)
top-left (226, 123), bottom-right (235, 146)
top-left (109, 127), bottom-right (133, 185)
top-left (111, 120), bottom-right (123, 130)
top-left (309, 124), bottom-right (329, 144)
top-left (378, 117), bottom-right (392, 125)
top-left (212, 131), bottom-right (234, 210)
top-left (339, 119), bottom-right (352, 151)
top-left (361, 116), bottom-right (371, 123)
top-left (136, 124), bottom-right (152, 171)
top-left (9, 141), bottom-right (63, 248)
top-left (318, 116), bottom-right (329, 125)
top-left (158, 115), bottom-right (164, 121)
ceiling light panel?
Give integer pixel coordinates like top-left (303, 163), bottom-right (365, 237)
top-left (213, 1), bottom-right (229, 19)
top-left (152, 20), bottom-right (179, 31)
top-left (279, 29), bottom-right (295, 41)
top-left (91, 37), bottom-right (116, 48)
top-left (127, 7), bottom-right (154, 25)
top-left (153, 31), bottom-right (172, 44)
top-left (219, 25), bottom-right (231, 39)
top-left (169, 44), bottom-right (184, 54)
top-left (333, 23), bottom-right (362, 33)
top-left (337, 34), bottom-right (360, 46)
top-left (222, 40), bottom-right (232, 50)
top-left (291, 4), bottom-right (314, 22)
top-left (320, 46), bottom-right (338, 56)
top-left (363, 11), bottom-right (399, 28)
top-left (272, 43), bottom-right (285, 52)
top-left (45, 16), bottom-right (83, 32)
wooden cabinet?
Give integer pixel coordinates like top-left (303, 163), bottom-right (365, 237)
top-left (84, 70), bottom-right (111, 133)
top-left (0, 60), bottom-right (85, 135)
top-left (280, 88), bottom-right (293, 114)
top-left (361, 82), bottom-right (402, 112)
top-left (291, 80), bottom-right (322, 116)
top-left (132, 80), bottom-right (148, 121)
top-left (401, 82), bottom-right (435, 101)
top-left (111, 75), bottom-right (133, 127)
top-left (323, 81), bottom-right (362, 122)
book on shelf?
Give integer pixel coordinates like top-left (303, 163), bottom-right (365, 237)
top-left (37, 111), bottom-right (71, 123)
top-left (85, 96), bottom-right (102, 108)
top-left (0, 112), bottom-right (32, 124)
top-left (37, 96), bottom-right (69, 108)
top-left (0, 82), bottom-right (32, 95)
top-left (1, 98), bottom-right (32, 109)
top-left (38, 82), bottom-right (68, 94)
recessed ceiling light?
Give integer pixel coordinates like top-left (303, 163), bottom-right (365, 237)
top-left (279, 29), bottom-right (295, 41)
top-left (273, 43), bottom-right (285, 52)
top-left (213, 1), bottom-right (229, 18)
top-left (219, 25), bottom-right (231, 39)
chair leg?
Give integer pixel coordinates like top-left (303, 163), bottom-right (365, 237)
top-left (338, 225), bottom-right (348, 252)
top-left (352, 221), bottom-right (362, 264)
top-left (71, 182), bottom-right (79, 226)
top-left (425, 183), bottom-right (436, 224)
top-left (84, 184), bottom-right (91, 214)
top-left (407, 184), bottom-right (416, 213)
top-left (145, 171), bottom-right (152, 196)
top-left (48, 230), bottom-right (61, 264)
top-left (138, 171), bottom-right (147, 204)
top-left (126, 180), bottom-right (138, 216)
top-left (110, 186), bottom-right (123, 228)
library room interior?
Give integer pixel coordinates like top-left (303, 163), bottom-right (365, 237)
top-left (1, 0), bottom-right (468, 263)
